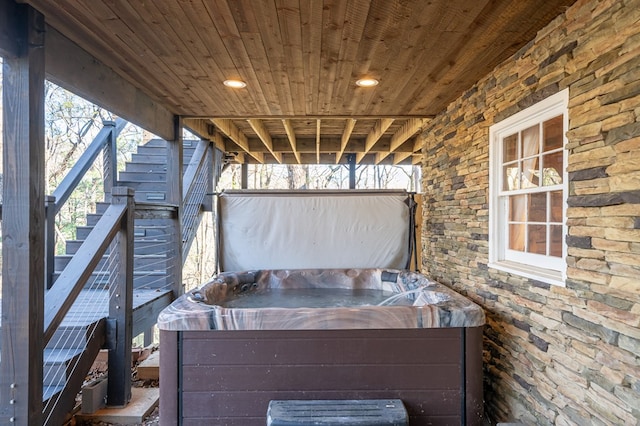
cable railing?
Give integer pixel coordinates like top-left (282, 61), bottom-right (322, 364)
top-left (181, 139), bottom-right (215, 255)
top-left (0, 119), bottom-right (222, 422)
top-left (46, 119), bottom-right (127, 288)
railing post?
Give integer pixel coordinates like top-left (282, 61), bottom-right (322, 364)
top-left (203, 142), bottom-right (214, 212)
top-left (0, 4), bottom-right (46, 425)
top-left (102, 120), bottom-right (117, 203)
top-left (45, 195), bottom-right (56, 289)
top-left (106, 187), bottom-right (135, 407)
top-left (166, 116), bottom-right (184, 298)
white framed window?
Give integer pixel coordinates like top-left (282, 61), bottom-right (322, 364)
top-left (489, 89), bottom-right (568, 286)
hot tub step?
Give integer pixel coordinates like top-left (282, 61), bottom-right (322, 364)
top-left (267, 399), bottom-right (408, 426)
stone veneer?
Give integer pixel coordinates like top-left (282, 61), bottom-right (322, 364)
top-left (420, 0), bottom-right (640, 424)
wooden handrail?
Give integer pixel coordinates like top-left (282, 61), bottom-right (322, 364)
top-left (51, 118), bottom-right (126, 214)
top-left (43, 194), bottom-right (130, 345)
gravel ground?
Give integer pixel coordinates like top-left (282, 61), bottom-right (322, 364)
top-left (71, 347), bottom-right (161, 426)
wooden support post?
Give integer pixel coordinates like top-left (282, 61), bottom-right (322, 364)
top-left (102, 120), bottom-right (117, 202)
top-left (0, 3), bottom-right (46, 425)
top-left (106, 187), bottom-right (135, 407)
top-left (45, 195), bottom-right (56, 289)
top-left (202, 143), bottom-right (214, 212)
top-left (348, 154), bottom-right (356, 189)
top-left (166, 117), bottom-right (184, 298)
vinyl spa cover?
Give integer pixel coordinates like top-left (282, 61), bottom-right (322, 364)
top-left (218, 190), bottom-right (414, 271)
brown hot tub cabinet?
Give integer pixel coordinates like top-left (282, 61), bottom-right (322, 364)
top-left (158, 268), bottom-right (485, 425)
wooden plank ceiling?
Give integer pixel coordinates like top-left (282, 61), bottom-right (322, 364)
top-left (25, 0), bottom-right (576, 165)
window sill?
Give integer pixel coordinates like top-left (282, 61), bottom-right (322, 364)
top-left (488, 260), bottom-right (565, 287)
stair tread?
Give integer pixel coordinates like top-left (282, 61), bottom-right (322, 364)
top-left (44, 347), bottom-right (85, 363)
top-left (43, 385), bottom-right (65, 401)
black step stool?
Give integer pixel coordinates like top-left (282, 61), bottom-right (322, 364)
top-left (267, 399), bottom-right (409, 426)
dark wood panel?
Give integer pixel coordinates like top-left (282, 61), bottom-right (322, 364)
top-left (182, 390), bottom-right (462, 418)
top-left (182, 364), bottom-right (461, 392)
top-left (182, 336), bottom-right (461, 365)
top-left (159, 330), bottom-right (179, 426)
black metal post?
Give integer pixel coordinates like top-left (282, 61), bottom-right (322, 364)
top-left (347, 154), bottom-right (356, 189)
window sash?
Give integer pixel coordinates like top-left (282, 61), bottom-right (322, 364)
top-left (488, 88), bottom-right (568, 286)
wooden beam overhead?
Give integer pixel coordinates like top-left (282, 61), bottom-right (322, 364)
top-left (335, 118), bottom-right (357, 164)
top-left (356, 118), bottom-right (394, 163)
top-left (0, 0), bottom-right (23, 58)
top-left (248, 119), bottom-right (283, 163)
top-left (282, 119), bottom-right (301, 164)
top-left (211, 118), bottom-right (264, 163)
top-left (376, 118), bottom-right (427, 164)
top-left (44, 26), bottom-right (175, 141)
top-left (182, 118), bottom-right (225, 151)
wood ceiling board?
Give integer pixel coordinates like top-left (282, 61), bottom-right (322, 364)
top-left (24, 0), bottom-right (576, 163)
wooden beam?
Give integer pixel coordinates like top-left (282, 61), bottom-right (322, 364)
top-left (211, 119), bottom-right (264, 163)
top-left (356, 118), bottom-right (394, 163)
top-left (44, 26), bottom-right (175, 140)
top-left (394, 134), bottom-right (425, 165)
top-left (282, 119), bottom-right (301, 164)
top-left (166, 117), bottom-right (183, 299)
top-left (183, 118), bottom-right (225, 152)
top-left (316, 119), bottom-right (321, 164)
top-left (0, 4), bottom-right (45, 424)
top-left (335, 118), bottom-right (357, 164)
top-left (248, 119), bottom-right (283, 163)
top-left (376, 118), bottom-right (427, 164)
top-left (0, 0), bottom-right (23, 58)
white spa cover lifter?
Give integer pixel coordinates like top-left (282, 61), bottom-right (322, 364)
top-left (218, 190), bottom-right (413, 271)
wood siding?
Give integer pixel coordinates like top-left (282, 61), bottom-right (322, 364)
top-left (160, 328), bottom-right (483, 426)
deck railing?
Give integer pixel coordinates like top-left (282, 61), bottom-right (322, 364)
top-left (182, 138), bottom-right (216, 256)
top-left (46, 119), bottom-right (126, 288)
top-left (43, 187), bottom-right (135, 423)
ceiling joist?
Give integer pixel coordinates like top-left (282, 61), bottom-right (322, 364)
top-left (282, 119), bottom-right (301, 164)
top-left (336, 118), bottom-right (357, 164)
top-left (376, 118), bottom-right (428, 164)
top-left (247, 119), bottom-right (283, 163)
top-left (211, 118), bottom-right (264, 164)
top-left (356, 118), bottom-right (394, 163)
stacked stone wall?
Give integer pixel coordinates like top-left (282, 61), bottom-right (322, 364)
top-left (420, 0), bottom-right (640, 423)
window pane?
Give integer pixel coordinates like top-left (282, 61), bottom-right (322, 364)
top-left (521, 156), bottom-right (539, 188)
top-left (529, 193), bottom-right (547, 222)
top-left (528, 224), bottom-right (547, 255)
top-left (550, 191), bottom-right (563, 222)
top-left (503, 163), bottom-right (520, 190)
top-left (542, 151), bottom-right (563, 186)
top-left (550, 225), bottom-right (563, 257)
top-left (509, 223), bottom-right (525, 251)
top-left (543, 115), bottom-right (563, 151)
top-left (521, 125), bottom-right (540, 157)
top-left (503, 134), bottom-right (518, 162)
top-left (509, 195), bottom-right (526, 222)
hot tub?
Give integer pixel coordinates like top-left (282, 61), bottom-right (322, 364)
top-left (158, 268), bottom-right (485, 425)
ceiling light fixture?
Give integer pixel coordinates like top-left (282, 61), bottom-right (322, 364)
top-left (356, 78), bottom-right (379, 87)
top-left (223, 79), bottom-right (247, 88)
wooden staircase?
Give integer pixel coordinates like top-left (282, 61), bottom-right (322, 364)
top-left (41, 137), bottom-right (205, 425)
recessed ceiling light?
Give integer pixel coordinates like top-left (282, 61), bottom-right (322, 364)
top-left (356, 78), bottom-right (379, 87)
top-left (223, 79), bottom-right (247, 88)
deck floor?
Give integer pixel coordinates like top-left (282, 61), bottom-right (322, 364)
top-left (0, 288), bottom-right (173, 331)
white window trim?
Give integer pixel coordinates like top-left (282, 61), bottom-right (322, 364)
top-left (488, 88), bottom-right (569, 287)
